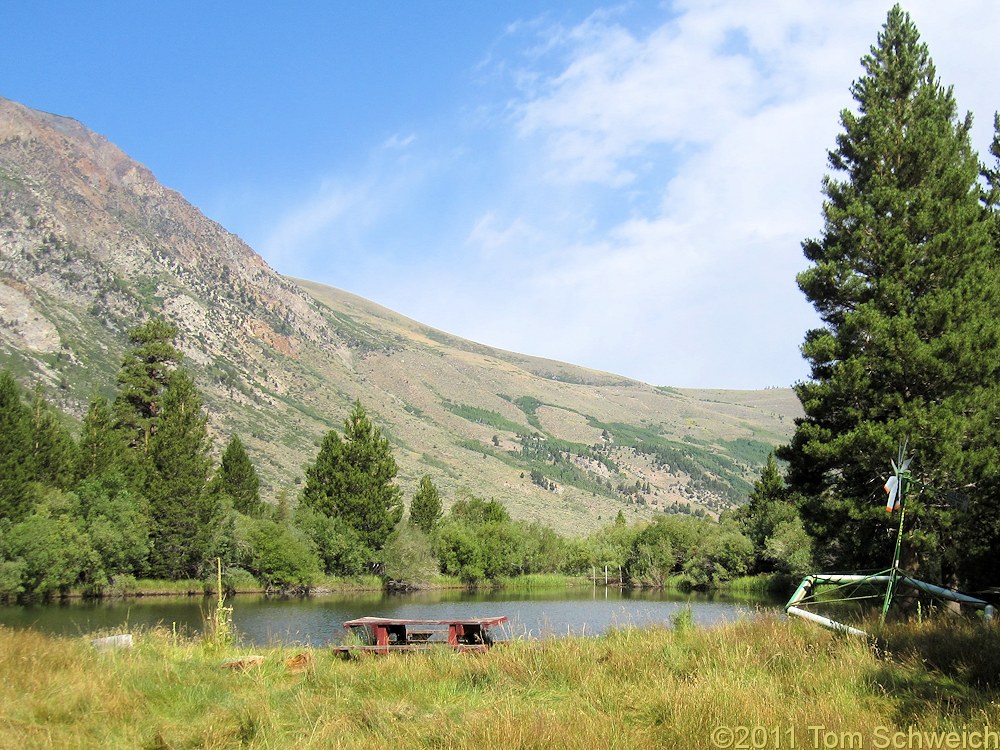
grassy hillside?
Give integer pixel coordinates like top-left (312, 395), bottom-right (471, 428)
top-left (291, 279), bottom-right (801, 531)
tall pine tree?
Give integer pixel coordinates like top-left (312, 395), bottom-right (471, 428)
top-left (215, 435), bottom-right (264, 517)
top-left (0, 371), bottom-right (33, 523)
top-left (77, 395), bottom-right (131, 481)
top-left (956, 115), bottom-right (1000, 589)
top-left (145, 369), bottom-right (216, 579)
top-left (732, 454), bottom-right (793, 564)
top-left (779, 6), bottom-right (1000, 581)
top-left (114, 318), bottom-right (181, 454)
top-left (301, 400), bottom-right (403, 558)
top-left (27, 386), bottom-right (77, 491)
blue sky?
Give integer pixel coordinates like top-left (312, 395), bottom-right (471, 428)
top-left (3, 1), bottom-right (999, 389)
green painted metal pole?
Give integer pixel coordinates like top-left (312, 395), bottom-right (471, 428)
top-left (880, 472), bottom-right (908, 625)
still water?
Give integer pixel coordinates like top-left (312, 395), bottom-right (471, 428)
top-left (0, 587), bottom-right (782, 646)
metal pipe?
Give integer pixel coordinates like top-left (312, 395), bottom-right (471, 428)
top-left (785, 575), bottom-right (815, 609)
top-left (810, 574), bottom-right (893, 584)
top-left (898, 577), bottom-right (991, 607)
top-left (786, 606), bottom-right (869, 637)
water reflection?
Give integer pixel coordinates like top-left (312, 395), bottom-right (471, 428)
top-left (0, 587), bottom-right (782, 646)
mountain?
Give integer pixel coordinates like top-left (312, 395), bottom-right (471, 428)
top-left (0, 95), bottom-right (802, 534)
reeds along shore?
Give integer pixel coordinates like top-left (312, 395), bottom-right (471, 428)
top-left (2, 615), bottom-right (999, 749)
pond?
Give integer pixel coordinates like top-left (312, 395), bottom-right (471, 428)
top-left (0, 586), bottom-right (784, 646)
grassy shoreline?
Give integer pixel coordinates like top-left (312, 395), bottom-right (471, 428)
top-left (61, 574), bottom-right (398, 600)
top-left (2, 615), bottom-right (998, 748)
top-left (54, 573), bottom-right (792, 602)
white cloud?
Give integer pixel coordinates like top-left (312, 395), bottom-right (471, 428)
top-left (260, 179), bottom-right (373, 273)
top-left (382, 132), bottom-right (417, 150)
top-left (434, 0), bottom-right (1000, 387)
top-left (260, 1), bottom-right (1000, 388)
top-left (467, 212), bottom-right (544, 260)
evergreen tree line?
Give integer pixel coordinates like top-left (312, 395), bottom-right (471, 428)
top-left (0, 317), bottom-right (420, 598)
top-left (0, 320), bottom-right (262, 597)
top-left (1, 318), bottom-right (809, 599)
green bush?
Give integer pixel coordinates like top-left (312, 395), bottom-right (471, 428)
top-left (242, 518), bottom-right (320, 590)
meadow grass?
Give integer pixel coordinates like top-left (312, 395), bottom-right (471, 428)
top-left (493, 573), bottom-right (592, 591)
top-left (725, 574), bottom-right (796, 596)
top-left (310, 574), bottom-right (384, 592)
top-left (2, 615), bottom-right (999, 749)
top-left (63, 578), bottom-right (211, 598)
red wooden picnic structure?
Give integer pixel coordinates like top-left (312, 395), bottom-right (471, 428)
top-left (335, 615), bottom-right (508, 655)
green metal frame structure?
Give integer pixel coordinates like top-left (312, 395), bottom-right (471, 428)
top-left (785, 447), bottom-right (995, 636)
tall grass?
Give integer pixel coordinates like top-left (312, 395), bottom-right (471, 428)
top-left (494, 574), bottom-right (592, 591)
top-left (66, 578), bottom-right (210, 598)
top-left (725, 573), bottom-right (796, 596)
top-left (311, 574), bottom-right (384, 592)
top-left (2, 616), bottom-right (998, 748)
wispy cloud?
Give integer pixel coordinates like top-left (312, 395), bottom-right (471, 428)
top-left (258, 1), bottom-right (1000, 388)
top-left (382, 132), bottom-right (417, 150)
top-left (259, 143), bottom-right (436, 281)
top-left (260, 179), bottom-right (376, 274)
top-left (442, 2), bottom-right (871, 384)
top-left (513, 11), bottom-right (761, 184)
top-left (439, 1), bottom-right (1000, 387)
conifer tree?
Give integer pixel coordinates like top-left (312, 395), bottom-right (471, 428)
top-left (779, 6), bottom-right (1000, 578)
top-left (733, 454), bottom-right (813, 575)
top-left (410, 474), bottom-right (443, 534)
top-left (955, 116), bottom-right (1000, 588)
top-left (114, 318), bottom-right (181, 453)
top-left (27, 386), bottom-right (77, 491)
top-left (0, 371), bottom-right (33, 523)
top-left (301, 429), bottom-right (346, 519)
top-left (216, 435), bottom-right (264, 517)
top-left (76, 395), bottom-right (130, 481)
top-left (145, 369), bottom-right (215, 578)
top-left (337, 401), bottom-right (403, 552)
top-left (301, 400), bottom-right (403, 558)
top-left (732, 454), bottom-right (794, 552)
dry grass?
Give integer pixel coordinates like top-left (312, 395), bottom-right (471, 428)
top-left (1, 615), bottom-right (997, 749)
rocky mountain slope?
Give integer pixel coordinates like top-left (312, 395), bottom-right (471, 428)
top-left (0, 95), bottom-right (802, 534)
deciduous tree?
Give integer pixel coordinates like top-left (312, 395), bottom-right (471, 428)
top-left (240, 518), bottom-right (319, 590)
top-left (76, 471), bottom-right (151, 584)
